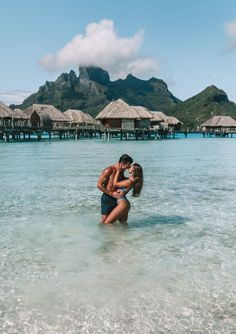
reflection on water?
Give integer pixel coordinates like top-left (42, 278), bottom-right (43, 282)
top-left (0, 138), bottom-right (236, 333)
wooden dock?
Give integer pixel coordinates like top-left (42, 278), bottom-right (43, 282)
top-left (0, 126), bottom-right (175, 142)
top-left (202, 130), bottom-right (236, 138)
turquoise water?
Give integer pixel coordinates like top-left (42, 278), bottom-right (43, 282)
top-left (0, 138), bottom-right (236, 333)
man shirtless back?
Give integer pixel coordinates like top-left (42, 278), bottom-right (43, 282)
top-left (97, 154), bottom-right (133, 224)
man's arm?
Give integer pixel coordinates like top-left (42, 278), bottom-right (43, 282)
top-left (97, 168), bottom-right (113, 196)
top-left (97, 167), bottom-right (124, 199)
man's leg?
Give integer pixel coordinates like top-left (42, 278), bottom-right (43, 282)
top-left (100, 193), bottom-right (117, 225)
top-left (101, 215), bottom-right (108, 223)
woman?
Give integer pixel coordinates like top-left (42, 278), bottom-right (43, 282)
top-left (103, 163), bottom-right (143, 225)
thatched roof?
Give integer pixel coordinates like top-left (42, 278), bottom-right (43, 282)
top-left (153, 111), bottom-right (169, 121)
top-left (64, 109), bottom-right (96, 124)
top-left (201, 116), bottom-right (236, 127)
top-left (149, 111), bottom-right (165, 122)
top-left (150, 111), bottom-right (182, 125)
top-left (0, 101), bottom-right (13, 118)
top-left (12, 108), bottom-right (29, 119)
top-left (25, 104), bottom-right (69, 122)
top-left (166, 116), bottom-right (183, 125)
top-left (85, 113), bottom-right (98, 124)
top-left (131, 106), bottom-right (153, 119)
top-left (96, 99), bottom-right (142, 120)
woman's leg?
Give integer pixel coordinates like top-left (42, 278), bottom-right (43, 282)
top-left (103, 200), bottom-right (130, 224)
top-left (119, 207), bottom-right (130, 224)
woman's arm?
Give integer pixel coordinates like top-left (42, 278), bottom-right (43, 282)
top-left (97, 167), bottom-right (123, 199)
top-left (113, 167), bottom-right (133, 190)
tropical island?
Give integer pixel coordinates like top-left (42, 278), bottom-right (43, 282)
top-left (1, 67), bottom-right (236, 142)
top-left (11, 66), bottom-right (236, 131)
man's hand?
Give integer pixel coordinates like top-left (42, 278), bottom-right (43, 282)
top-left (112, 190), bottom-right (124, 199)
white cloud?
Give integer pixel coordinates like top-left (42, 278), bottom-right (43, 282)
top-left (224, 20), bottom-right (236, 50)
top-left (0, 90), bottom-right (32, 105)
top-left (39, 19), bottom-right (159, 79)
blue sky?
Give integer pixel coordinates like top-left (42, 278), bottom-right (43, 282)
top-left (1, 0), bottom-right (236, 105)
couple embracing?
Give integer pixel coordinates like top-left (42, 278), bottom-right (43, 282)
top-left (97, 154), bottom-right (143, 225)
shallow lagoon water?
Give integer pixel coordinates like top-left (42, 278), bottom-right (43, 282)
top-left (0, 138), bottom-right (236, 333)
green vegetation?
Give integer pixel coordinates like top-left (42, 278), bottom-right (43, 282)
top-left (171, 86), bottom-right (236, 130)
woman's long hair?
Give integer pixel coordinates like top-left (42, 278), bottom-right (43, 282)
top-left (132, 163), bottom-right (143, 197)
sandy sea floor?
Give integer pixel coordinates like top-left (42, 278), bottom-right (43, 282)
top-left (0, 138), bottom-right (236, 333)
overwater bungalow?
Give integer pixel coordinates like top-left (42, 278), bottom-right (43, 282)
top-left (149, 111), bottom-right (165, 129)
top-left (150, 111), bottom-right (182, 131)
top-left (64, 109), bottom-right (98, 129)
top-left (96, 99), bottom-right (152, 130)
top-left (24, 104), bottom-right (70, 130)
top-left (131, 106), bottom-right (153, 128)
top-left (0, 100), bottom-right (183, 142)
top-left (201, 116), bottom-right (236, 136)
top-left (0, 101), bottom-right (13, 128)
top-left (12, 108), bottom-right (29, 129)
top-left (165, 116), bottom-right (183, 131)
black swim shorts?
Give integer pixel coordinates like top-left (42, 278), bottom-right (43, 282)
top-left (101, 193), bottom-right (117, 215)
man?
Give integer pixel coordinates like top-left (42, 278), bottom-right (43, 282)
top-left (97, 154), bottom-right (133, 224)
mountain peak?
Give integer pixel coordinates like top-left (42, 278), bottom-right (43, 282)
top-left (56, 70), bottom-right (77, 83)
top-left (126, 73), bottom-right (138, 80)
top-left (79, 66), bottom-right (110, 85)
top-left (43, 70), bottom-right (77, 91)
top-left (202, 85), bottom-right (229, 103)
top-left (13, 67), bottom-right (180, 115)
top-left (172, 84), bottom-right (236, 130)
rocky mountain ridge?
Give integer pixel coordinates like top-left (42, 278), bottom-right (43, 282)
top-left (12, 67), bottom-right (236, 129)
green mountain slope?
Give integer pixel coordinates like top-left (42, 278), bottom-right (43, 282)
top-left (172, 86), bottom-right (236, 130)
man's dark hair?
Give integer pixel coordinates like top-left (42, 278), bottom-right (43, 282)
top-left (119, 154), bottom-right (133, 164)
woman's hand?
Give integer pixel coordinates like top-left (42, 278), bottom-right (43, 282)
top-left (114, 163), bottom-right (122, 171)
